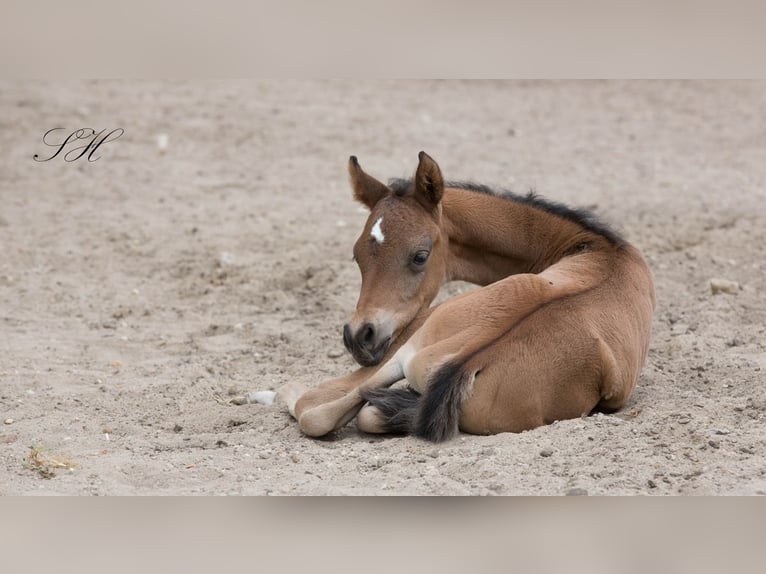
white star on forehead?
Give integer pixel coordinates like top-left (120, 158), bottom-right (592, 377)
top-left (370, 217), bottom-right (385, 243)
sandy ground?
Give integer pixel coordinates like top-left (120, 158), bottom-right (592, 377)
top-left (0, 80), bottom-right (765, 495)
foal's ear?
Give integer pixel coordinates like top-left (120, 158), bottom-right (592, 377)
top-left (413, 151), bottom-right (444, 210)
top-left (348, 156), bottom-right (390, 210)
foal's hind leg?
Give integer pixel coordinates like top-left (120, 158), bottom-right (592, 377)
top-left (594, 337), bottom-right (633, 412)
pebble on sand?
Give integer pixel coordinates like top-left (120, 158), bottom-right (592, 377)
top-left (710, 278), bottom-right (740, 295)
top-left (156, 133), bottom-right (169, 153)
top-left (218, 251), bottom-right (235, 266)
top-left (3, 418), bottom-right (13, 425)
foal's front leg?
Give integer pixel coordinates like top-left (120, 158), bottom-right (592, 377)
top-left (277, 308), bottom-right (433, 436)
top-left (278, 366), bottom-right (376, 420)
top-left (295, 357), bottom-right (406, 437)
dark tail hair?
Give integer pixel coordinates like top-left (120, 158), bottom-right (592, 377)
top-left (360, 387), bottom-right (420, 434)
top-left (414, 362), bottom-right (475, 442)
top-left (361, 362), bottom-right (476, 442)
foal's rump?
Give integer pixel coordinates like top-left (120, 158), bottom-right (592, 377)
top-left (462, 270), bottom-right (652, 438)
top-left (457, 304), bottom-right (607, 436)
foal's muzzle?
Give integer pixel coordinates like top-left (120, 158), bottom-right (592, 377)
top-left (343, 322), bottom-right (390, 367)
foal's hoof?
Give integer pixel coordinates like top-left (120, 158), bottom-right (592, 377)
top-left (297, 403), bottom-right (342, 438)
top-left (298, 411), bottom-right (332, 437)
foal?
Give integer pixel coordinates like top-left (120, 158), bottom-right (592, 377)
top-left (281, 152), bottom-right (655, 441)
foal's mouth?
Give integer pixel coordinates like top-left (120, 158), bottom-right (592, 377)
top-left (346, 336), bottom-right (391, 367)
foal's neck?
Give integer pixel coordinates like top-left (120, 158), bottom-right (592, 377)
top-left (441, 187), bottom-right (618, 285)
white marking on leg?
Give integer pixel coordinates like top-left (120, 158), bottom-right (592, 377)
top-left (361, 356), bottom-right (404, 392)
top-left (370, 217), bottom-right (385, 243)
top-left (395, 341), bottom-right (419, 382)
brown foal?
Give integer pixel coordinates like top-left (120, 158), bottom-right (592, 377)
top-left (277, 152), bottom-right (655, 442)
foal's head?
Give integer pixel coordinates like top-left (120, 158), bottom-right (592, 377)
top-left (342, 152), bottom-right (448, 367)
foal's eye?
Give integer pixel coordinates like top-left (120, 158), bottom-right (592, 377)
top-left (411, 250), bottom-right (430, 267)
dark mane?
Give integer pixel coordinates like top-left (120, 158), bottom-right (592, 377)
top-left (388, 178), bottom-right (626, 246)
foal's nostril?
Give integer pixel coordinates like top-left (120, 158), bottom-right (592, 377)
top-left (343, 324), bottom-right (352, 351)
top-left (360, 323), bottom-right (376, 348)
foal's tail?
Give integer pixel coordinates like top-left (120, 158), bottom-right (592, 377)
top-left (361, 361), bottom-right (476, 442)
top-left (414, 362), bottom-right (476, 442)
top-left (360, 387), bottom-right (420, 434)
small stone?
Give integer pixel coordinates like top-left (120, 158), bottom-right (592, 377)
top-left (156, 133), bottom-right (169, 153)
top-left (647, 479), bottom-right (657, 489)
top-left (710, 278), bottom-right (740, 295)
top-left (327, 349), bottom-right (345, 359)
top-left (3, 418), bottom-right (13, 425)
top-left (173, 424), bottom-right (183, 433)
top-left (291, 453), bottom-right (300, 463)
top-left (708, 440), bottom-right (720, 449)
top-left (540, 448), bottom-right (554, 457)
top-left (218, 251), bottom-right (235, 266)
